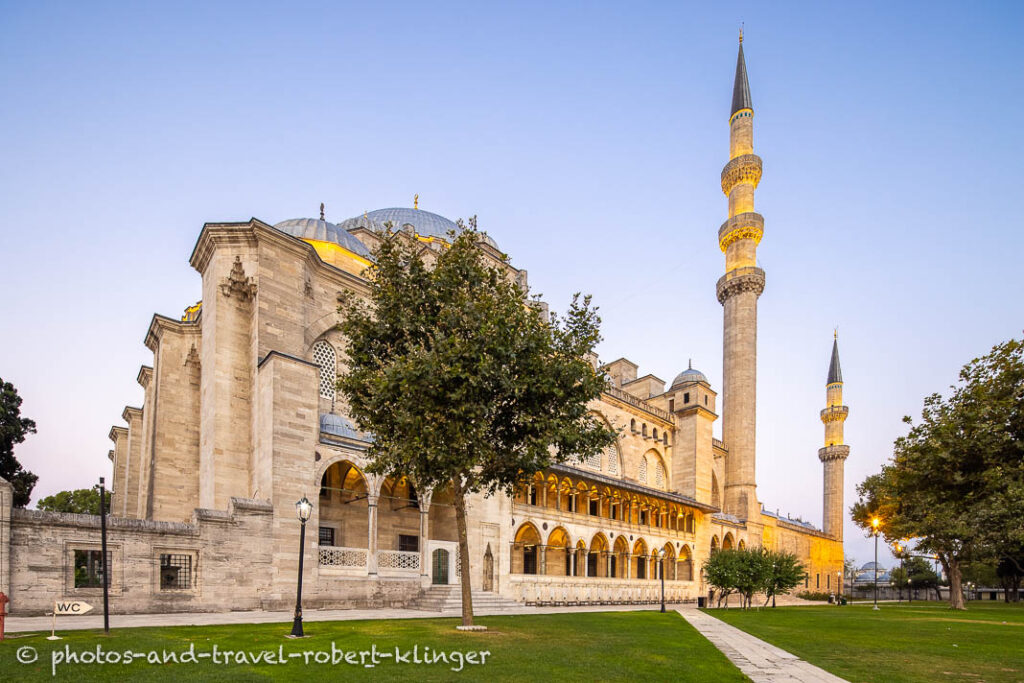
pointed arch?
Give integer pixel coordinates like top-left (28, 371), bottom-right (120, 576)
top-left (546, 526), bottom-right (572, 577)
top-left (679, 544), bottom-right (694, 581)
top-left (711, 471), bottom-right (721, 509)
top-left (722, 532), bottom-right (735, 550)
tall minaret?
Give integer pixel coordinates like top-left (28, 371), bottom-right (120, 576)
top-left (818, 334), bottom-right (850, 540)
top-left (718, 30), bottom-right (765, 521)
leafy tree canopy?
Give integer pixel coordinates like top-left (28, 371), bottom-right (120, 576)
top-left (0, 377), bottom-right (38, 507)
top-left (37, 485), bottom-right (111, 515)
top-left (338, 222), bottom-right (616, 625)
top-left (851, 338), bottom-right (1024, 610)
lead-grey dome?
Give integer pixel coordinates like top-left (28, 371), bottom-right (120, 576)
top-left (273, 217), bottom-right (372, 258)
top-left (671, 363), bottom-right (709, 389)
top-left (337, 208), bottom-right (498, 249)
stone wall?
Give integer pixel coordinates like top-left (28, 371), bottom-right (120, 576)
top-left (4, 497), bottom-right (275, 616)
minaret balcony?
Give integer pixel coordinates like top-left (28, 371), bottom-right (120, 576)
top-left (716, 266), bottom-right (765, 304)
top-left (719, 212), bottom-right (764, 252)
top-left (820, 406), bottom-right (849, 423)
top-left (818, 445), bottom-right (850, 462)
top-left (721, 154), bottom-right (762, 195)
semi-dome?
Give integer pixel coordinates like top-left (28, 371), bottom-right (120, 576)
top-left (273, 217), bottom-right (372, 258)
top-left (671, 361), bottom-right (709, 389)
top-left (320, 413), bottom-right (361, 440)
top-left (337, 207), bottom-right (499, 249)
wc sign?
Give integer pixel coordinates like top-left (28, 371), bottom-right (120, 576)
top-left (55, 601), bottom-right (94, 615)
top-left (46, 601), bottom-right (94, 640)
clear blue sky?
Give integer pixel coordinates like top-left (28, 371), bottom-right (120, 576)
top-left (2, 1), bottom-right (1021, 569)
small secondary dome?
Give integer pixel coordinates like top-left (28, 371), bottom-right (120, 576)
top-left (273, 217), bottom-right (372, 259)
top-left (671, 360), bottom-right (709, 389)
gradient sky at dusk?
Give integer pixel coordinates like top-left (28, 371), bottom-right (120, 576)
top-left (2, 1), bottom-right (1022, 568)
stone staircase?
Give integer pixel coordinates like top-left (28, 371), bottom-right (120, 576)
top-left (412, 585), bottom-right (523, 612)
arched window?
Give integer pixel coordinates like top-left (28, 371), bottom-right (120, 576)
top-left (642, 424), bottom-right (648, 438)
top-left (654, 460), bottom-right (665, 489)
top-left (630, 418), bottom-right (636, 433)
top-left (584, 450), bottom-right (601, 470)
top-left (638, 456), bottom-right (647, 484)
top-left (653, 428), bottom-right (658, 440)
top-left (313, 341), bottom-right (337, 400)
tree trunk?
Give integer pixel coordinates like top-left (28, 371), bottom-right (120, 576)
top-left (945, 555), bottom-right (965, 610)
top-left (764, 593), bottom-right (771, 608)
top-left (451, 479), bottom-right (475, 627)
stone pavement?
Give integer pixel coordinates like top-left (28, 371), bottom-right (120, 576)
top-left (677, 608), bottom-right (848, 683)
top-left (3, 602), bottom-right (664, 634)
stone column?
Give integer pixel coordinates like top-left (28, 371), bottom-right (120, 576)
top-left (367, 494), bottom-right (379, 576)
top-left (539, 546), bottom-right (547, 576)
top-left (583, 551), bottom-right (589, 577)
top-left (418, 502), bottom-right (431, 582)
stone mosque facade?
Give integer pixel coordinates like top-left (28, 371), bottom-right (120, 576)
top-left (0, 39), bottom-right (848, 614)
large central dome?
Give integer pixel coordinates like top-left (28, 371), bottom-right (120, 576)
top-left (338, 208), bottom-right (460, 240)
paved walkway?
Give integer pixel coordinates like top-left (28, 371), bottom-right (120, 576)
top-left (3, 603), bottom-right (664, 634)
top-left (677, 608), bottom-right (847, 683)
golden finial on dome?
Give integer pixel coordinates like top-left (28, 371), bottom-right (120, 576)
top-left (414, 193), bottom-right (419, 210)
top-left (739, 24), bottom-right (743, 44)
top-left (834, 327), bottom-right (838, 340)
top-left (320, 202), bottom-right (325, 220)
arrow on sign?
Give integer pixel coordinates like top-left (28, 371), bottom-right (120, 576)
top-left (54, 601), bottom-right (94, 615)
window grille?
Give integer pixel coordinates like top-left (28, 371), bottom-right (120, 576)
top-left (74, 550), bottom-right (110, 588)
top-left (398, 534), bottom-right (419, 552)
top-left (159, 554), bottom-right (192, 590)
top-left (319, 527), bottom-right (335, 547)
top-left (585, 450), bottom-right (601, 470)
top-left (312, 341), bottom-right (337, 400)
top-left (606, 445), bottom-right (619, 475)
top-left (638, 457), bottom-right (647, 483)
top-left (655, 461), bottom-right (665, 489)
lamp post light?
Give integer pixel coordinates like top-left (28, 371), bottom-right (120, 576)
top-left (871, 517), bottom-right (880, 611)
top-left (290, 496), bottom-right (313, 638)
top-left (658, 549), bottom-right (666, 613)
top-left (837, 571), bottom-right (843, 605)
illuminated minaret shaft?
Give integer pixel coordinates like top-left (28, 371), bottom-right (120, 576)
top-left (718, 31), bottom-right (765, 521)
top-left (819, 334), bottom-right (850, 540)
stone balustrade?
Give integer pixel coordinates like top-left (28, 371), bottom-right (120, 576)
top-left (509, 575), bottom-right (697, 606)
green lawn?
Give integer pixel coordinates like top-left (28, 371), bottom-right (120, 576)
top-left (707, 601), bottom-right (1024, 683)
top-left (0, 611), bottom-right (745, 682)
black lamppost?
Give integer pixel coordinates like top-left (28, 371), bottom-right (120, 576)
top-left (98, 477), bottom-right (110, 635)
top-left (658, 549), bottom-right (666, 613)
top-left (872, 517), bottom-right (880, 611)
top-left (290, 496), bottom-right (313, 637)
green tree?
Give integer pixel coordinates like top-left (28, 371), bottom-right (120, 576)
top-left (905, 556), bottom-right (941, 601)
top-left (37, 486), bottom-right (111, 515)
top-left (0, 377), bottom-right (38, 507)
top-left (703, 548), bottom-right (742, 607)
top-left (852, 338), bottom-right (1024, 610)
top-left (338, 222), bottom-right (615, 628)
top-left (761, 549), bottom-right (807, 607)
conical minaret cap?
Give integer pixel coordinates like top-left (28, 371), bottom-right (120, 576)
top-left (827, 338), bottom-right (843, 385)
top-left (731, 38), bottom-right (753, 116)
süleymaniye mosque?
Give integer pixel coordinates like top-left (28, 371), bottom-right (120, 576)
top-left (0, 37), bottom-right (848, 616)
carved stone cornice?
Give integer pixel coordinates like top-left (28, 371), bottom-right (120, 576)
top-left (721, 154), bottom-right (762, 195)
top-left (718, 212), bottom-right (764, 252)
top-left (820, 405), bottom-right (849, 424)
top-left (716, 267), bottom-right (765, 304)
top-left (818, 445), bottom-right (850, 463)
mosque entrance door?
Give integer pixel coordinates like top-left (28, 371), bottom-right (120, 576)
top-left (432, 549), bottom-right (450, 585)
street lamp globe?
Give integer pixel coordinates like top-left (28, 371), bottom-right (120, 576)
top-left (296, 496), bottom-right (313, 522)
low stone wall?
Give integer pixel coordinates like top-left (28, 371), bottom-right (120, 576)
top-left (6, 497), bottom-right (276, 615)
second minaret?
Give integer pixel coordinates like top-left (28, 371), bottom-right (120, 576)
top-left (718, 32), bottom-right (766, 521)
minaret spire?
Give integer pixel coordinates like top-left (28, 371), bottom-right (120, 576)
top-left (731, 32), bottom-right (752, 117)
